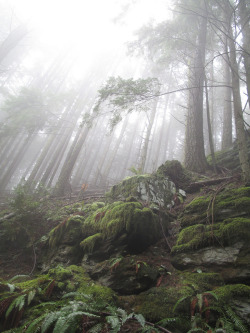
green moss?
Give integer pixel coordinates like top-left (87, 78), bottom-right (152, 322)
top-left (15, 275), bottom-right (50, 290)
top-left (214, 284), bottom-right (250, 303)
top-left (156, 160), bottom-right (192, 190)
top-left (180, 213), bottom-right (208, 227)
top-left (172, 217), bottom-right (250, 254)
top-left (48, 266), bottom-right (73, 281)
top-left (106, 175), bottom-right (145, 199)
top-left (179, 186), bottom-right (250, 231)
top-left (181, 272), bottom-right (224, 291)
top-left (220, 217), bottom-right (250, 243)
top-left (49, 214), bottom-right (85, 248)
top-left (135, 285), bottom-right (192, 323)
top-left (80, 201), bottom-right (162, 252)
top-left (185, 195), bottom-right (211, 214)
top-left (80, 233), bottom-right (102, 253)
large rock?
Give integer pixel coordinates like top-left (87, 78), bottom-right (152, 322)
top-left (106, 161), bottom-right (189, 207)
top-left (107, 174), bottom-right (176, 207)
top-left (82, 255), bottom-right (159, 295)
top-left (171, 186), bottom-right (250, 283)
top-left (172, 241), bottom-right (250, 282)
top-left (80, 200), bottom-right (169, 254)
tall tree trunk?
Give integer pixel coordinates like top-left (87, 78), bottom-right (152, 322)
top-left (221, 42), bottom-right (233, 150)
top-left (225, 0), bottom-right (250, 183)
top-left (205, 75), bottom-right (216, 171)
top-left (53, 126), bottom-right (89, 196)
top-left (238, 0), bottom-right (250, 108)
top-left (139, 98), bottom-right (158, 172)
top-left (0, 132), bottom-right (34, 190)
top-left (184, 2), bottom-right (209, 172)
top-left (100, 116), bottom-right (129, 185)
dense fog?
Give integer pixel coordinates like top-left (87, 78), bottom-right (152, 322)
top-left (0, 0), bottom-right (249, 196)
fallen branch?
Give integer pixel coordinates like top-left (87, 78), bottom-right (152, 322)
top-left (187, 176), bottom-right (235, 193)
top-left (0, 212), bottom-right (15, 222)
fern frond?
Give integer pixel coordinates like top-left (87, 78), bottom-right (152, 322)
top-left (62, 292), bottom-right (90, 300)
top-left (41, 311), bottom-right (60, 333)
top-left (116, 307), bottom-right (130, 325)
top-left (60, 311), bottom-right (98, 333)
top-left (224, 305), bottom-right (248, 333)
top-left (106, 315), bottom-right (121, 331)
top-left (16, 294), bottom-right (26, 310)
top-left (133, 313), bottom-right (146, 327)
top-left (8, 275), bottom-right (30, 283)
top-left (141, 325), bottom-right (160, 332)
top-left (7, 283), bottom-right (16, 292)
top-left (156, 317), bottom-right (180, 327)
top-left (88, 322), bottom-right (103, 333)
top-left (27, 289), bottom-right (36, 305)
top-left (5, 294), bottom-right (26, 318)
top-left (173, 295), bottom-right (189, 312)
top-left (26, 313), bottom-right (48, 333)
top-left (52, 316), bottom-right (68, 333)
top-left (221, 317), bottom-right (237, 333)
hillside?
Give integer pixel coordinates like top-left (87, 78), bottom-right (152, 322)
top-left (0, 156), bottom-right (250, 333)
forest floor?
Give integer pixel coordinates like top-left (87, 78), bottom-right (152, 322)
top-left (1, 170), bottom-right (240, 281)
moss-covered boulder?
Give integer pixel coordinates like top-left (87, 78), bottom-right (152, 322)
top-left (107, 171), bottom-right (179, 208)
top-left (83, 255), bottom-right (159, 295)
top-left (171, 186), bottom-right (250, 282)
top-left (214, 284), bottom-right (250, 327)
top-left (80, 201), bottom-right (168, 254)
top-left (156, 160), bottom-right (192, 191)
top-left (208, 135), bottom-right (250, 172)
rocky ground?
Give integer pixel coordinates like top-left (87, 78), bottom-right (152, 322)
top-left (0, 154), bottom-right (250, 332)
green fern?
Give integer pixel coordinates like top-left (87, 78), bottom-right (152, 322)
top-left (52, 316), bottom-right (68, 333)
top-left (41, 311), bottom-right (60, 333)
top-left (26, 313), bottom-right (48, 333)
top-left (87, 322), bottom-right (103, 333)
top-left (27, 289), bottom-right (36, 305)
top-left (8, 275), bottom-right (30, 283)
top-left (106, 315), bottom-right (121, 332)
top-left (224, 305), bottom-right (248, 333)
top-left (141, 326), bottom-right (160, 332)
top-left (156, 317), bottom-right (180, 327)
top-left (7, 283), bottom-right (16, 292)
top-left (5, 294), bottom-right (26, 318)
top-left (173, 295), bottom-right (189, 313)
top-left (133, 313), bottom-right (146, 327)
top-left (186, 328), bottom-right (207, 332)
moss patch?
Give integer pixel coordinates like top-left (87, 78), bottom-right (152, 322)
top-left (180, 187), bottom-right (250, 228)
top-left (180, 272), bottom-right (224, 291)
top-left (80, 233), bottom-right (103, 253)
top-left (214, 284), bottom-right (250, 303)
top-left (156, 160), bottom-right (192, 190)
top-left (134, 285), bottom-right (192, 324)
top-left (81, 201), bottom-right (164, 253)
top-left (172, 217), bottom-right (250, 254)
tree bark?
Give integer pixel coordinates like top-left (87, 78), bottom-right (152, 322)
top-left (221, 42), bottom-right (233, 150)
top-left (184, 2), bottom-right (209, 172)
top-left (238, 0), bottom-right (250, 108)
top-left (225, 0), bottom-right (250, 183)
